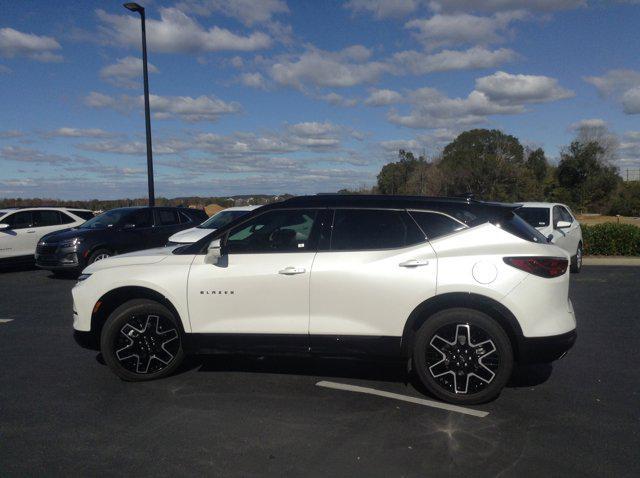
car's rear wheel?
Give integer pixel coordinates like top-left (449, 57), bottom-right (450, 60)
top-left (88, 249), bottom-right (111, 264)
top-left (413, 308), bottom-right (513, 405)
top-left (570, 243), bottom-right (582, 273)
top-left (100, 299), bottom-right (184, 381)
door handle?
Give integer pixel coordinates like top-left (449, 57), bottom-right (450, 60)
top-left (278, 266), bottom-right (306, 275)
top-left (26, 230), bottom-right (36, 233)
top-left (399, 259), bottom-right (429, 267)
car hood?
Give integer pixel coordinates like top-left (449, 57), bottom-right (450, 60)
top-left (83, 246), bottom-right (177, 273)
top-left (168, 226), bottom-right (215, 243)
top-left (40, 227), bottom-right (95, 243)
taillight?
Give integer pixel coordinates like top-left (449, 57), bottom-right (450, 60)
top-left (503, 256), bottom-right (568, 278)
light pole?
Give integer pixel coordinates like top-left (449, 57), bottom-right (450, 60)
top-left (123, 2), bottom-right (155, 207)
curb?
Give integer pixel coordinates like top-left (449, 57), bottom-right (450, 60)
top-left (583, 257), bottom-right (640, 266)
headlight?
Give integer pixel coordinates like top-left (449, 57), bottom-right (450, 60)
top-left (76, 273), bottom-right (91, 283)
top-left (60, 237), bottom-right (84, 248)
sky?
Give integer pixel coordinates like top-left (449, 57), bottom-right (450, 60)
top-left (1, 0), bottom-right (640, 199)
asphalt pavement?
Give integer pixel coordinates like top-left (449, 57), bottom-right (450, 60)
top-left (0, 265), bottom-right (638, 477)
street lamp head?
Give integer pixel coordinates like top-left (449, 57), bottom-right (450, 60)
top-left (123, 3), bottom-right (144, 13)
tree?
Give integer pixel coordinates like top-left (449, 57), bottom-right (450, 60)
top-left (609, 181), bottom-right (640, 217)
top-left (526, 148), bottom-right (548, 183)
top-left (437, 129), bottom-right (537, 201)
top-left (556, 141), bottom-right (620, 212)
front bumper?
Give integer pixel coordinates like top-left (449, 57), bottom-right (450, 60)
top-left (35, 246), bottom-right (84, 272)
top-left (516, 329), bottom-right (577, 364)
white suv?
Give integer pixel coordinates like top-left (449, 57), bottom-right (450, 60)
top-left (0, 207), bottom-right (93, 266)
top-left (516, 202), bottom-right (583, 273)
top-left (72, 196), bottom-right (576, 405)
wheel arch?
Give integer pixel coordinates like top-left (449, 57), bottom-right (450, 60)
top-left (400, 293), bottom-right (523, 359)
top-left (90, 286), bottom-right (185, 345)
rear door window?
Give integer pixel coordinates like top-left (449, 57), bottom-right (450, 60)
top-left (409, 211), bottom-right (466, 240)
top-left (127, 209), bottom-right (153, 228)
top-left (157, 209), bottom-right (179, 226)
top-left (59, 212), bottom-right (77, 224)
top-left (330, 209), bottom-right (424, 251)
top-left (70, 210), bottom-right (95, 221)
top-left (32, 210), bottom-right (61, 227)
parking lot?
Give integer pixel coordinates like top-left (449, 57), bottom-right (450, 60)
top-left (0, 266), bottom-right (638, 477)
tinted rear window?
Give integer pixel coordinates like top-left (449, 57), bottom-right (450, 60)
top-left (516, 207), bottom-right (549, 227)
top-left (493, 212), bottom-right (548, 243)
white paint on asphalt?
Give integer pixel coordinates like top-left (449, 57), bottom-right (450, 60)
top-left (316, 380), bottom-right (489, 418)
top-left (0, 319), bottom-right (14, 324)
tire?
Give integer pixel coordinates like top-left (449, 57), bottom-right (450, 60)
top-left (413, 308), bottom-right (514, 405)
top-left (570, 243), bottom-right (582, 273)
top-left (88, 249), bottom-right (112, 264)
top-left (100, 299), bottom-right (185, 381)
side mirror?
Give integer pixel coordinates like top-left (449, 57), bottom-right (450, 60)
top-left (0, 223), bottom-right (10, 230)
top-left (205, 238), bottom-right (223, 264)
top-left (547, 234), bottom-right (554, 243)
top-left (556, 220), bottom-right (571, 229)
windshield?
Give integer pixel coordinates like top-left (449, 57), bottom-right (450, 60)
top-left (516, 207), bottom-right (550, 227)
top-left (79, 209), bottom-right (130, 229)
top-left (197, 210), bottom-right (251, 229)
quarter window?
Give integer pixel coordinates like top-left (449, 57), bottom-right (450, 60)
top-left (59, 212), bottom-right (77, 224)
top-left (226, 209), bottom-right (317, 253)
top-left (409, 211), bottom-right (466, 240)
top-left (330, 209), bottom-right (424, 251)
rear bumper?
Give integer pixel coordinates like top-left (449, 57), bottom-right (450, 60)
top-left (516, 329), bottom-right (577, 364)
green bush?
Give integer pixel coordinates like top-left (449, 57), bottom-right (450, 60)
top-left (582, 223), bottom-right (640, 256)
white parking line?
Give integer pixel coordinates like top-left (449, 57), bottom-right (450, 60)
top-left (0, 319), bottom-right (14, 324)
top-left (316, 380), bottom-right (489, 418)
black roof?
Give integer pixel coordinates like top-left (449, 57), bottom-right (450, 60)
top-left (264, 194), bottom-right (519, 226)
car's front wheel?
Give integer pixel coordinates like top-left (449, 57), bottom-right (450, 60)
top-left (413, 308), bottom-right (513, 405)
top-left (100, 299), bottom-right (185, 381)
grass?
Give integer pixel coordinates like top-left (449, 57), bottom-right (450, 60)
top-left (576, 214), bottom-right (640, 227)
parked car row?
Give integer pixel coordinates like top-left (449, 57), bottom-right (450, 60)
top-left (70, 195), bottom-right (577, 405)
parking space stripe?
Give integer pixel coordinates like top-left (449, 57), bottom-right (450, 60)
top-left (316, 380), bottom-right (489, 418)
top-left (0, 319), bottom-right (14, 323)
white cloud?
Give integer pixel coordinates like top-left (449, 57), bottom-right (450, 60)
top-left (392, 46), bottom-right (516, 74)
top-left (175, 0), bottom-right (289, 26)
top-left (364, 89), bottom-right (403, 107)
top-left (270, 45), bottom-right (390, 89)
top-left (429, 1), bottom-right (585, 13)
top-left (569, 118), bottom-right (607, 131)
top-left (84, 91), bottom-right (241, 123)
top-left (344, 0), bottom-right (423, 19)
top-left (47, 127), bottom-right (112, 138)
top-left (585, 70), bottom-right (640, 114)
top-left (618, 131), bottom-right (640, 168)
top-left (240, 72), bottom-right (267, 89)
top-left (0, 27), bottom-right (62, 62)
top-left (320, 92), bottom-right (358, 107)
top-left (405, 11), bottom-right (526, 50)
top-left (0, 129), bottom-right (22, 138)
top-left (474, 71), bottom-right (574, 103)
top-left (1, 146), bottom-right (95, 165)
top-left (96, 8), bottom-right (272, 53)
top-left (76, 140), bottom-right (183, 156)
top-left (100, 56), bottom-right (159, 88)
top-left (621, 87), bottom-right (640, 114)
top-left (388, 72), bottom-right (572, 129)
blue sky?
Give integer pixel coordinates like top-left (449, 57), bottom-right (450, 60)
top-left (1, 0), bottom-right (640, 199)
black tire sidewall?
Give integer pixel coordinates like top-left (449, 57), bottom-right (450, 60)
top-left (413, 308), bottom-right (514, 405)
top-left (100, 299), bottom-right (185, 381)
